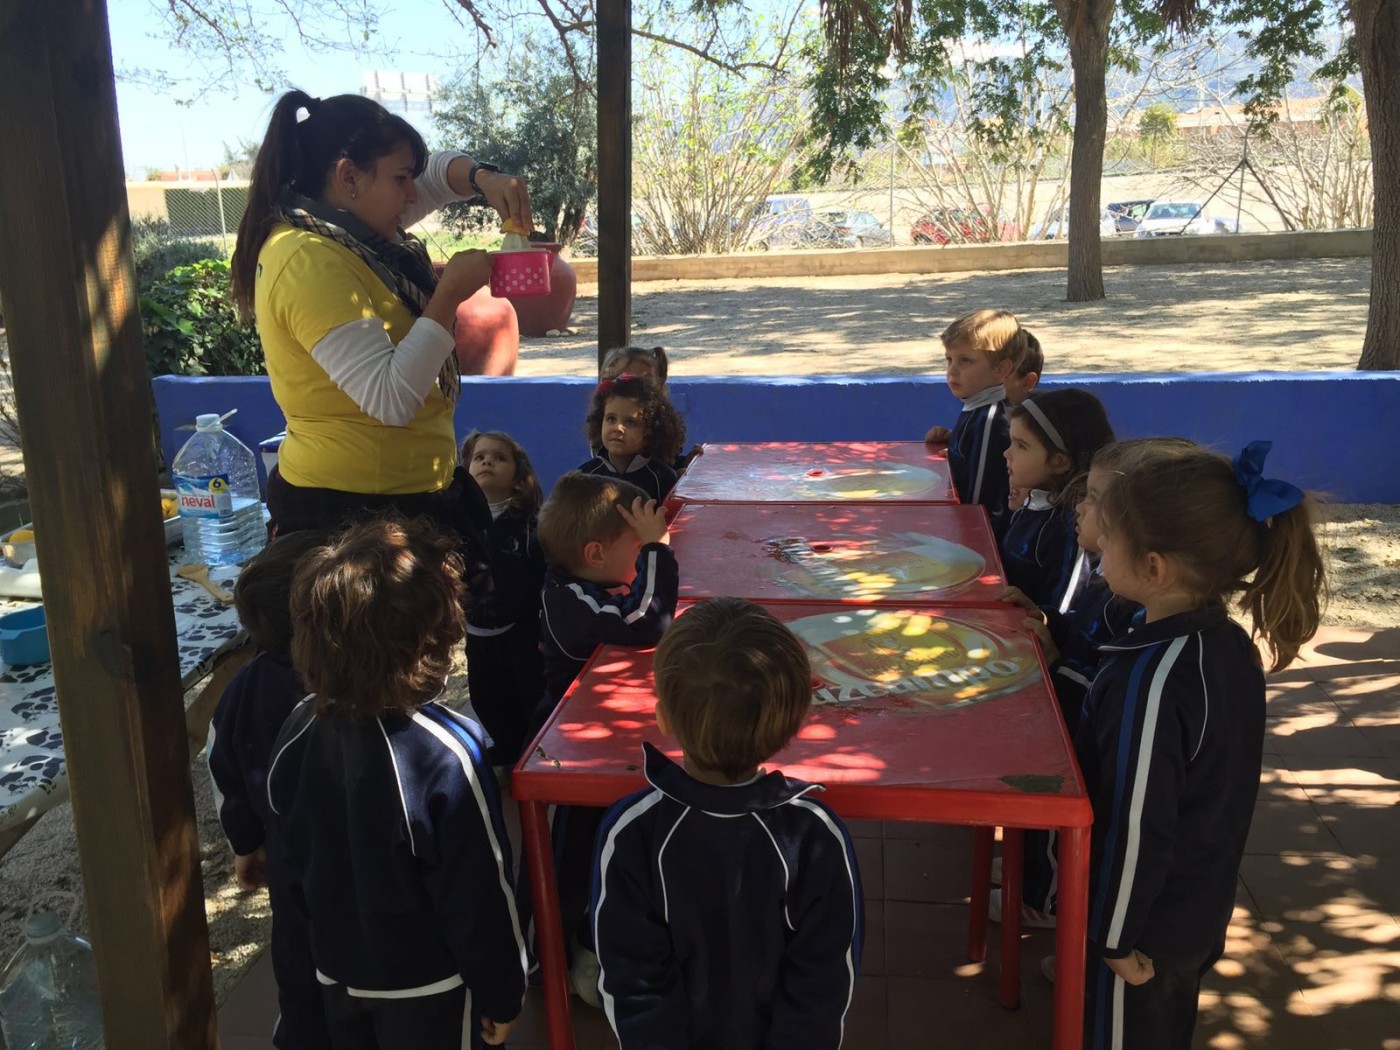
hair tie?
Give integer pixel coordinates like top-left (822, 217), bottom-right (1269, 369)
top-left (295, 96), bottom-right (321, 123)
top-left (1234, 441), bottom-right (1305, 523)
top-left (1020, 398), bottom-right (1067, 452)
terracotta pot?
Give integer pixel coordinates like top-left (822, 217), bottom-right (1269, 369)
top-left (431, 263), bottom-right (520, 375)
top-left (454, 285), bottom-right (520, 376)
top-left (506, 243), bottom-right (577, 337)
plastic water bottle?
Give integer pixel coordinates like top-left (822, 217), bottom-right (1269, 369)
top-left (0, 912), bottom-right (105, 1049)
top-left (171, 413), bottom-right (266, 567)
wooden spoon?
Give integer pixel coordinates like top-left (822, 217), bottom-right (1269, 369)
top-left (176, 563), bottom-right (235, 604)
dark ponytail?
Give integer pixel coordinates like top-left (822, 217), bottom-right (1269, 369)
top-left (231, 90), bottom-right (430, 321)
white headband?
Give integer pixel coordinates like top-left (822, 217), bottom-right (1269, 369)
top-left (1020, 398), bottom-right (1067, 453)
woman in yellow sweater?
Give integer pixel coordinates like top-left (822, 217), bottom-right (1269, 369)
top-left (231, 88), bottom-right (531, 545)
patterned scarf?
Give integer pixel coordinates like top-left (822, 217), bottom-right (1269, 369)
top-left (280, 193), bottom-right (460, 404)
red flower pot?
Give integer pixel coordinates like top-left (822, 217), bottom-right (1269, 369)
top-left (431, 264), bottom-right (520, 376)
top-left (506, 243), bottom-right (578, 337)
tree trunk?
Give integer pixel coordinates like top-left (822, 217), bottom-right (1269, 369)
top-left (1057, 0), bottom-right (1116, 302)
top-left (1355, 0), bottom-right (1400, 369)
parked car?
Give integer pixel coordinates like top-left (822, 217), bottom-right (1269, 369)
top-left (742, 195), bottom-right (828, 249)
top-left (1106, 198), bottom-right (1154, 233)
top-left (814, 210), bottom-right (894, 248)
top-left (910, 206), bottom-right (1019, 245)
top-left (1033, 205), bottom-right (1116, 240)
top-left (574, 212), bottom-right (650, 256)
top-left (1134, 200), bottom-right (1218, 237)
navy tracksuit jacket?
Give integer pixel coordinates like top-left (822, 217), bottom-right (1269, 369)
top-left (591, 743), bottom-right (863, 1050)
top-left (947, 385), bottom-right (1011, 537)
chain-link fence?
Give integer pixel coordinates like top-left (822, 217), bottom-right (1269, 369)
top-left (126, 179), bottom-right (249, 254)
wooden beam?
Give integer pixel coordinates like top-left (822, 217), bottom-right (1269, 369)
top-left (596, 0), bottom-right (632, 363)
top-left (0, 2), bottom-right (218, 1046)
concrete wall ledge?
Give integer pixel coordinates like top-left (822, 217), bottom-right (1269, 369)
top-left (154, 369), bottom-right (1396, 505)
top-left (568, 228), bottom-right (1373, 283)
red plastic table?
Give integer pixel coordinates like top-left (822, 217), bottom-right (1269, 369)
top-left (512, 601), bottom-right (1091, 1050)
top-left (669, 441), bottom-right (958, 506)
top-left (669, 502), bottom-right (1005, 606)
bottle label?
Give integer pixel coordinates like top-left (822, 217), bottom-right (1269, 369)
top-left (174, 473), bottom-right (235, 518)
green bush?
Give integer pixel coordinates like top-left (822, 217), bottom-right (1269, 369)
top-left (130, 217), bottom-right (224, 290)
top-left (139, 259), bottom-right (265, 377)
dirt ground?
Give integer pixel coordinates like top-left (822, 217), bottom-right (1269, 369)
top-left (515, 256), bottom-right (1373, 376)
top-left (0, 255), bottom-right (1393, 1005)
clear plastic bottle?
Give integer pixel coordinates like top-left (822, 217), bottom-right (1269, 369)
top-left (0, 912), bottom-right (105, 1050)
top-left (171, 413), bottom-right (266, 567)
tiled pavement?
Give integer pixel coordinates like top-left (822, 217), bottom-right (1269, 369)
top-left (217, 626), bottom-right (1400, 1049)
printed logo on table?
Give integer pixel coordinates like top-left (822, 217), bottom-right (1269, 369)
top-left (785, 608), bottom-right (1038, 713)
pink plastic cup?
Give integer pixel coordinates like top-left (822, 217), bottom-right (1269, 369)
top-left (489, 249), bottom-right (553, 298)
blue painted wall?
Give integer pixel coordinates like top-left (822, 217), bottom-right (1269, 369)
top-left (152, 370), bottom-right (1396, 503)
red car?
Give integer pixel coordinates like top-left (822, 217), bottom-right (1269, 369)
top-left (910, 206), bottom-right (1020, 245)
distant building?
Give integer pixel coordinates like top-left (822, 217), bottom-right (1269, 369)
top-left (361, 71), bottom-right (441, 120)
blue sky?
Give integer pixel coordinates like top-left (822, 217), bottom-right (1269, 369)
top-left (110, 0), bottom-right (491, 175)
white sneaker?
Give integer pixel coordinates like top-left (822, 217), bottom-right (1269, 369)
top-left (987, 888), bottom-right (1057, 929)
top-left (1040, 955), bottom-right (1056, 983)
top-left (569, 946), bottom-right (602, 1008)
top-left (990, 856), bottom-right (1002, 885)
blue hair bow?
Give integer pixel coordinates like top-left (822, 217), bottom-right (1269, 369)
top-left (1233, 441), bottom-right (1305, 523)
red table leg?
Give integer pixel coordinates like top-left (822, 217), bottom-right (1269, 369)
top-left (998, 827), bottom-right (1024, 1009)
top-left (1053, 824), bottom-right (1089, 1050)
top-left (520, 801), bottom-right (576, 1050)
top-left (967, 825), bottom-right (994, 963)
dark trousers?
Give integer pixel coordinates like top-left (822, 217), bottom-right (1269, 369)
top-left (267, 876), bottom-right (332, 1050)
top-left (467, 623), bottom-right (545, 765)
top-left (1021, 828), bottom-right (1058, 914)
top-left (321, 982), bottom-right (483, 1050)
top-left (266, 467), bottom-right (494, 598)
top-left (515, 804), bottom-right (606, 966)
top-left (1083, 941), bottom-right (1223, 1050)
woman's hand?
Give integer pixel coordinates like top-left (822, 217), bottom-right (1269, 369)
top-left (477, 169), bottom-right (534, 234)
top-left (424, 249), bottom-right (493, 330)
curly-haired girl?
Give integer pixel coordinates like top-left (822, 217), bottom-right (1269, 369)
top-left (577, 372), bottom-right (686, 502)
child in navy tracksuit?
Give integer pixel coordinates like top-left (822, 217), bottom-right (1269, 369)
top-left (525, 471), bottom-right (680, 984)
top-left (1001, 389), bottom-right (1116, 616)
top-left (576, 372), bottom-right (686, 503)
top-left (1074, 439), bottom-right (1323, 1048)
top-left (206, 531), bottom-right (329, 1050)
top-left (266, 518), bottom-right (527, 1050)
top-left (536, 472), bottom-right (679, 717)
top-left (460, 430), bottom-right (547, 767)
top-left (589, 597), bottom-right (863, 1049)
top-left (922, 309), bottom-right (1040, 537)
top-left (600, 345), bottom-right (702, 474)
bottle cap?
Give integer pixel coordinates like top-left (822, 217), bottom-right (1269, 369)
top-left (24, 911), bottom-right (62, 942)
top-left (195, 414), bottom-right (222, 430)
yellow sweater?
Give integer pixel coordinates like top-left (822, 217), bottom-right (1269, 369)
top-left (254, 224), bottom-right (456, 494)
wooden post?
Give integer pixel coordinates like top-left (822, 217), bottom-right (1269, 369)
top-left (596, 0), bottom-right (632, 365)
top-left (0, 2), bottom-right (218, 1047)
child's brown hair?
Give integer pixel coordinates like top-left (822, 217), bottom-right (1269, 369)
top-left (233, 530), bottom-right (328, 655)
top-left (536, 471), bottom-right (649, 570)
top-left (941, 309), bottom-right (1038, 366)
top-left (290, 516), bottom-right (466, 719)
top-left (601, 345), bottom-right (670, 384)
top-left (653, 597), bottom-right (812, 782)
top-left (1095, 442), bottom-right (1325, 672)
top-left (460, 429), bottom-right (543, 518)
top-left (584, 373), bottom-right (686, 464)
top-left (1007, 388), bottom-right (1115, 506)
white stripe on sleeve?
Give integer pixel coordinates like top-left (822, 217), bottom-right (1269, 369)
top-left (1106, 634), bottom-right (1188, 950)
top-left (594, 790), bottom-right (667, 1034)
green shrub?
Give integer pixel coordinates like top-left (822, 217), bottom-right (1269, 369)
top-left (139, 259), bottom-right (265, 377)
top-left (130, 217), bottom-right (225, 290)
